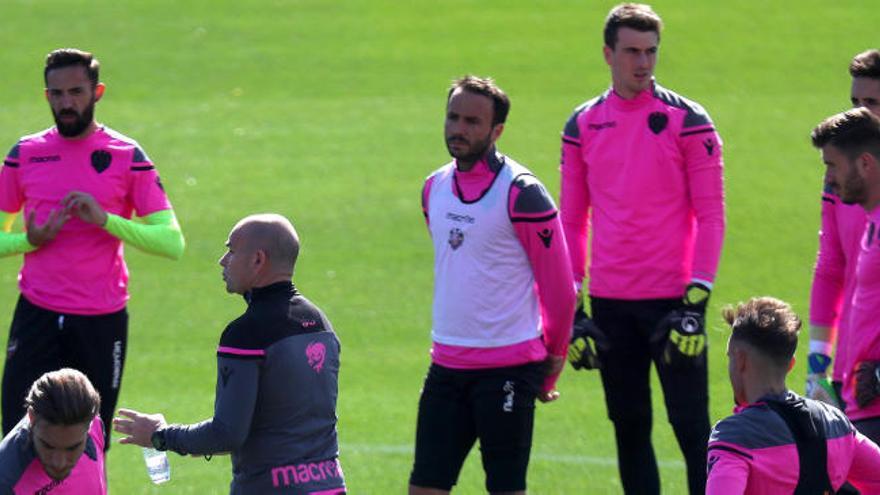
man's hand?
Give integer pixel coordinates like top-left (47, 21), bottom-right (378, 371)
top-left (568, 303), bottom-right (606, 371)
top-left (658, 282), bottom-right (709, 369)
top-left (854, 361), bottom-right (880, 409)
top-left (25, 208), bottom-right (70, 246)
top-left (62, 191), bottom-right (108, 226)
top-left (539, 355), bottom-right (565, 403)
top-left (805, 352), bottom-right (840, 406)
top-left (113, 408), bottom-right (168, 448)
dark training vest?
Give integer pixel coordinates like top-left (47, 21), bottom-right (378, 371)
top-left (764, 396), bottom-right (835, 495)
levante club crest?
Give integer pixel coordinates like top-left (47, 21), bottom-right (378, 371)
top-left (448, 228), bottom-right (464, 250)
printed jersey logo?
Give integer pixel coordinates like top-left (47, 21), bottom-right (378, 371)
top-left (707, 454), bottom-right (719, 474)
top-left (91, 150), bottom-right (112, 173)
top-left (703, 138), bottom-right (715, 156)
top-left (648, 112), bottom-right (668, 134)
top-left (29, 155), bottom-right (61, 163)
top-left (306, 341), bottom-right (326, 373)
top-left (35, 478), bottom-right (63, 495)
top-left (587, 121), bottom-right (616, 131)
top-left (502, 380), bottom-right (515, 412)
top-left (448, 228), bottom-right (464, 250)
top-left (864, 221), bottom-right (877, 249)
top-left (220, 366), bottom-right (233, 387)
top-left (537, 228), bottom-right (553, 248)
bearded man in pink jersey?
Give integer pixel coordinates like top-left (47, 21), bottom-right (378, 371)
top-left (807, 49), bottom-right (880, 419)
top-left (812, 108), bottom-right (880, 450)
top-left (706, 297), bottom-right (880, 494)
top-left (409, 76), bottom-right (576, 495)
top-left (0, 48), bottom-right (185, 449)
top-left (560, 4), bottom-right (725, 494)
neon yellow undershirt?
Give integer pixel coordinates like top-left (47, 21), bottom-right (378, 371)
top-left (0, 209), bottom-right (185, 260)
top-left (104, 209), bottom-right (185, 260)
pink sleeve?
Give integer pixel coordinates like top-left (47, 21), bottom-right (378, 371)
top-left (681, 128), bottom-right (725, 283)
top-left (706, 447), bottom-right (749, 495)
top-left (127, 149), bottom-right (171, 217)
top-left (509, 182), bottom-right (576, 392)
top-left (0, 146), bottom-right (23, 213)
top-left (810, 193), bottom-right (846, 328)
top-left (560, 134), bottom-right (590, 285)
top-left (847, 431), bottom-right (880, 491)
top-left (422, 175), bottom-right (434, 228)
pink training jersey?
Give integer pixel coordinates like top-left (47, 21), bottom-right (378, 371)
top-left (0, 126), bottom-right (171, 314)
top-left (422, 151), bottom-right (576, 392)
top-left (809, 188), bottom-right (866, 383)
top-left (706, 392), bottom-right (880, 494)
top-left (0, 416), bottom-right (106, 494)
top-left (560, 82), bottom-right (725, 298)
top-left (844, 206), bottom-right (880, 421)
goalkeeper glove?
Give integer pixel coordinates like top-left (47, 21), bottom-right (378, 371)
top-left (805, 353), bottom-right (840, 407)
top-left (657, 282), bottom-right (710, 369)
top-left (854, 360), bottom-right (880, 409)
top-left (568, 302), bottom-right (607, 370)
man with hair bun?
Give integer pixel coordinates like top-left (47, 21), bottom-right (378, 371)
top-left (706, 297), bottom-right (880, 493)
top-left (114, 213), bottom-right (345, 495)
top-left (0, 368), bottom-right (106, 493)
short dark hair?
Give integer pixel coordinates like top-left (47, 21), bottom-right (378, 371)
top-left (811, 107), bottom-right (880, 161)
top-left (604, 3), bottom-right (663, 49)
top-left (44, 48), bottom-right (100, 87)
top-left (722, 297), bottom-right (800, 369)
top-left (447, 75), bottom-right (510, 126)
top-left (25, 368), bottom-right (100, 426)
top-left (850, 49), bottom-right (880, 79)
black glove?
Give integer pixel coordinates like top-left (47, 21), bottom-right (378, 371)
top-left (657, 282), bottom-right (710, 369)
top-left (855, 360), bottom-right (880, 408)
top-left (568, 302), bottom-right (607, 371)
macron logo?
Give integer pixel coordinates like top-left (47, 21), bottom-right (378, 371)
top-left (29, 155), bottom-right (61, 163)
top-left (587, 121), bottom-right (616, 131)
top-left (537, 228), bottom-right (553, 248)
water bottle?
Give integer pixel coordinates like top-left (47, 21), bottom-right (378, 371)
top-left (142, 447), bottom-right (171, 484)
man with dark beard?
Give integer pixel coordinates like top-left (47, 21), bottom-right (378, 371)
top-left (408, 76), bottom-right (576, 495)
top-left (0, 48), bottom-right (185, 449)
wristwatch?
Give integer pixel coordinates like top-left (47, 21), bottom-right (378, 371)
top-left (151, 429), bottom-right (167, 451)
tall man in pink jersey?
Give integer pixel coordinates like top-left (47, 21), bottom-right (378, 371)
top-left (0, 49), bottom-right (185, 448)
top-left (706, 297), bottom-right (880, 494)
top-left (807, 49), bottom-right (880, 412)
top-left (409, 76), bottom-right (576, 495)
top-left (560, 4), bottom-right (725, 494)
top-left (811, 107), bottom-right (880, 446)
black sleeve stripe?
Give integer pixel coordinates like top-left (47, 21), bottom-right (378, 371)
top-left (3, 160), bottom-right (19, 168)
top-left (130, 165), bottom-right (155, 171)
top-left (822, 196), bottom-right (836, 204)
top-left (679, 127), bottom-right (716, 138)
top-left (511, 212), bottom-right (558, 223)
top-left (708, 444), bottom-right (753, 460)
top-left (562, 136), bottom-right (580, 146)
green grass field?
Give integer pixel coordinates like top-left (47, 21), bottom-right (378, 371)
top-left (0, 1), bottom-right (876, 492)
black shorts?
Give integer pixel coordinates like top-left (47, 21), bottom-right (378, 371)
top-left (410, 362), bottom-right (543, 492)
top-left (1, 295), bottom-right (128, 450)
